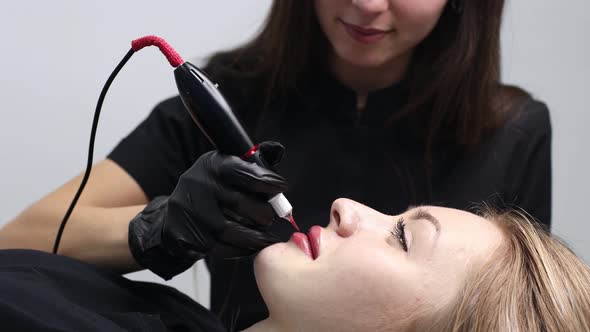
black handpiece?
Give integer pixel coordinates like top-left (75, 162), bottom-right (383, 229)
top-left (174, 62), bottom-right (297, 229)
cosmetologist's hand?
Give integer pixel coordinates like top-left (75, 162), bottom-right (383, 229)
top-left (128, 141), bottom-right (287, 279)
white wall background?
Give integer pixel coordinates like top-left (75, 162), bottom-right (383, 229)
top-left (500, 0), bottom-right (590, 262)
top-left (0, 0), bottom-right (274, 307)
top-left (0, 0), bottom-right (588, 307)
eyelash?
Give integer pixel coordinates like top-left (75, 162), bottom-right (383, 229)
top-left (391, 217), bottom-right (408, 252)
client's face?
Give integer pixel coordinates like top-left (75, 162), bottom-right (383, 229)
top-left (254, 199), bottom-right (504, 331)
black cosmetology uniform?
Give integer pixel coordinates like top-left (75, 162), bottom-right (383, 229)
top-left (0, 249), bottom-right (226, 331)
top-left (108, 59), bottom-right (552, 330)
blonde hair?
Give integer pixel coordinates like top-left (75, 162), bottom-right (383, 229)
top-left (428, 209), bottom-right (590, 331)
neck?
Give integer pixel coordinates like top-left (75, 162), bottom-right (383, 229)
top-left (241, 318), bottom-right (284, 332)
top-left (330, 51), bottom-right (412, 96)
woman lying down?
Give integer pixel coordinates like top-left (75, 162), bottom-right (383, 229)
top-left (1, 199), bottom-right (589, 331)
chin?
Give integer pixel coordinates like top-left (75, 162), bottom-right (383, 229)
top-left (254, 242), bottom-right (300, 283)
top-left (254, 242), bottom-right (286, 272)
top-left (254, 241), bottom-right (311, 286)
top-left (337, 48), bottom-right (397, 69)
top-left (254, 242), bottom-right (301, 310)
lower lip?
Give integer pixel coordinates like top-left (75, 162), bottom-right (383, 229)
top-left (290, 232), bottom-right (313, 259)
top-left (342, 21), bottom-right (389, 44)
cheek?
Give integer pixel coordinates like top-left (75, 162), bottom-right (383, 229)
top-left (314, 0), bottom-right (339, 37)
top-left (314, 0), bottom-right (363, 36)
top-left (392, 0), bottom-right (447, 39)
top-left (256, 239), bottom-right (433, 329)
top-left (318, 245), bottom-right (425, 315)
top-left (314, 0), bottom-right (338, 21)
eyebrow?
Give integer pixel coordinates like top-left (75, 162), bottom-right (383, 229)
top-left (407, 207), bottom-right (441, 235)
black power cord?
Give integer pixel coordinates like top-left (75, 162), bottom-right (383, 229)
top-left (52, 49), bottom-right (135, 254)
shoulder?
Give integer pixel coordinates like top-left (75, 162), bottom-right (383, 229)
top-left (498, 86), bottom-right (552, 140)
top-left (147, 94), bottom-right (185, 114)
top-left (203, 53), bottom-right (262, 99)
top-left (508, 99), bottom-right (551, 136)
top-left (143, 95), bottom-right (193, 128)
top-left (475, 87), bottom-right (552, 160)
top-left (156, 94), bottom-right (184, 109)
top-left (202, 54), bottom-right (269, 128)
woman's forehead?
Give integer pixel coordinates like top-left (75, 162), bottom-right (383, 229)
top-left (406, 206), bottom-right (485, 223)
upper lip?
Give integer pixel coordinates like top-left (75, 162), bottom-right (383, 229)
top-left (307, 226), bottom-right (321, 260)
top-left (340, 19), bottom-right (392, 34)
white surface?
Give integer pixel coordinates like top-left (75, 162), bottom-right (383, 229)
top-left (0, 0), bottom-right (588, 308)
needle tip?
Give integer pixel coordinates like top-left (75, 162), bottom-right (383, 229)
top-left (287, 215), bottom-right (300, 231)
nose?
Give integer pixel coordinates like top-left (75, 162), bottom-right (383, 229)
top-left (351, 0), bottom-right (390, 13)
top-left (329, 198), bottom-right (361, 237)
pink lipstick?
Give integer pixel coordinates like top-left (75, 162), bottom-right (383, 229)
top-left (290, 227), bottom-right (322, 260)
top-left (308, 226), bottom-right (321, 260)
top-left (340, 19), bottom-right (392, 44)
top-left (290, 232), bottom-right (313, 259)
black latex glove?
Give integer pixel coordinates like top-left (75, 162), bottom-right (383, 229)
top-left (128, 141), bottom-right (287, 280)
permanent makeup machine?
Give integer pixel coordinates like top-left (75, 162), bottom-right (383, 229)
top-left (52, 35), bottom-right (299, 254)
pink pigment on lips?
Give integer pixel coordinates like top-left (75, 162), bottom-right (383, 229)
top-left (290, 232), bottom-right (313, 259)
top-left (340, 19), bottom-right (390, 44)
top-left (351, 25), bottom-right (386, 34)
top-left (308, 226), bottom-right (322, 260)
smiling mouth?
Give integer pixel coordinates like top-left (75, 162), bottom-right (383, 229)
top-left (338, 19), bottom-right (394, 44)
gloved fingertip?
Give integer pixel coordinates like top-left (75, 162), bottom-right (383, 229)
top-left (259, 141), bottom-right (286, 166)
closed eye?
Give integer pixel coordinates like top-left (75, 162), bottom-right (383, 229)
top-left (391, 217), bottom-right (408, 252)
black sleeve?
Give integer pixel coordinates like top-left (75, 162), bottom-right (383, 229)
top-left (108, 96), bottom-right (212, 200)
top-left (0, 249), bottom-right (226, 332)
top-left (507, 99), bottom-right (552, 229)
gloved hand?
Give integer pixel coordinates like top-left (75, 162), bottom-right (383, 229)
top-left (128, 141), bottom-right (287, 280)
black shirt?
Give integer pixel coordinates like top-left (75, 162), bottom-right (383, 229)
top-left (108, 64), bottom-right (552, 330)
top-left (0, 249), bottom-right (226, 331)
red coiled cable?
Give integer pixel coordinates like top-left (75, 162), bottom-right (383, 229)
top-left (131, 35), bottom-right (184, 67)
top-left (53, 35), bottom-right (185, 254)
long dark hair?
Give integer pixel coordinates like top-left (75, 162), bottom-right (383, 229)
top-left (207, 0), bottom-right (528, 153)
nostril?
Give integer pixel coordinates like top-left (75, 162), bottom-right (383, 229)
top-left (332, 209), bottom-right (341, 227)
top-left (330, 199), bottom-right (359, 238)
